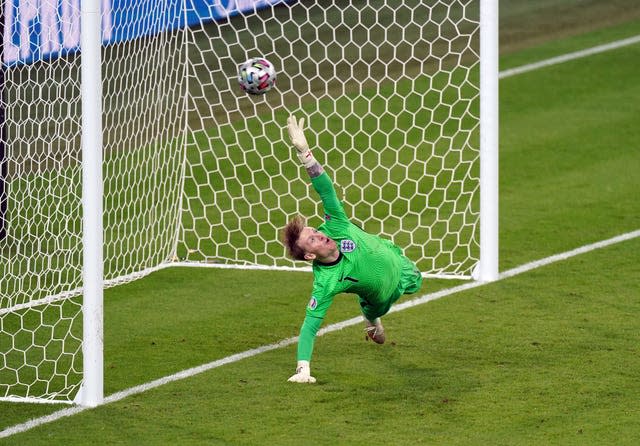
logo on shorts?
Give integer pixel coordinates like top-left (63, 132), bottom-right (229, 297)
top-left (340, 239), bottom-right (356, 253)
top-left (308, 297), bottom-right (318, 310)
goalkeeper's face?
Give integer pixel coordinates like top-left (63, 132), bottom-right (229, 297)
top-left (298, 227), bottom-right (339, 262)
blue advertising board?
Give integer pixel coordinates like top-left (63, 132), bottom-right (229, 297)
top-left (1, 0), bottom-right (290, 66)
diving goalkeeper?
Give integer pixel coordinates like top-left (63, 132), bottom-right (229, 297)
top-left (283, 115), bottom-right (423, 384)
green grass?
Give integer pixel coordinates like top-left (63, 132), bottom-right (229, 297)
top-left (2, 240), bottom-right (639, 445)
top-left (2, 5), bottom-right (640, 446)
top-left (500, 39), bottom-right (640, 269)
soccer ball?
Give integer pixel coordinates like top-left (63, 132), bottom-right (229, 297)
top-left (238, 57), bottom-right (276, 95)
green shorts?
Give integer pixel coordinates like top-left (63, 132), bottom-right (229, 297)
top-left (360, 256), bottom-right (423, 321)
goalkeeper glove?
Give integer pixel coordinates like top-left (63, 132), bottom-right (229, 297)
top-left (287, 360), bottom-right (316, 383)
top-left (287, 115), bottom-right (316, 168)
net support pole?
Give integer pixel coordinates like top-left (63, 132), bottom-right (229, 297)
top-left (0, 3), bottom-right (7, 241)
top-left (479, 0), bottom-right (499, 281)
top-left (79, 0), bottom-right (104, 407)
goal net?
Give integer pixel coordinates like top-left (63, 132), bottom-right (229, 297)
top-left (0, 0), bottom-right (490, 404)
top-left (180, 0), bottom-right (482, 275)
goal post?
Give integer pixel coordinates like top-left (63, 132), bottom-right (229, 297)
top-left (0, 0), bottom-right (498, 404)
top-left (79, 0), bottom-right (104, 408)
top-left (479, 0), bottom-right (499, 281)
top-left (179, 0), bottom-right (494, 279)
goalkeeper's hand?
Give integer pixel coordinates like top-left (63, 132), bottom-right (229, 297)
top-left (287, 115), bottom-right (316, 168)
top-left (287, 360), bottom-right (317, 383)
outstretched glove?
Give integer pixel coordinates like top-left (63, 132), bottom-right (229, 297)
top-left (287, 360), bottom-right (317, 383)
top-left (287, 115), bottom-right (316, 168)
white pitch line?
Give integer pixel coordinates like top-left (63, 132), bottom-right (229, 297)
top-left (499, 34), bottom-right (640, 79)
top-left (3, 33), bottom-right (640, 438)
top-left (2, 228), bottom-right (639, 439)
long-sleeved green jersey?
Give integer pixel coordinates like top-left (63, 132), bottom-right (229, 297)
top-left (297, 172), bottom-right (422, 361)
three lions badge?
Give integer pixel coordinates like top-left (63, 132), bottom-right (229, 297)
top-left (340, 239), bottom-right (356, 253)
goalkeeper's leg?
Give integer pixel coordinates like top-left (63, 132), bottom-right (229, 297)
top-left (359, 258), bottom-right (422, 345)
top-left (359, 299), bottom-right (388, 344)
top-left (400, 256), bottom-right (423, 295)
top-left (364, 317), bottom-right (385, 344)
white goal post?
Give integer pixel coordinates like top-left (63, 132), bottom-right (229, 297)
top-left (0, 0), bottom-right (498, 405)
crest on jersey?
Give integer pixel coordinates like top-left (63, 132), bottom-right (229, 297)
top-left (340, 239), bottom-right (356, 253)
top-left (308, 297), bottom-right (318, 310)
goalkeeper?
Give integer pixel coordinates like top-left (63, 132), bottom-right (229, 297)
top-left (283, 115), bottom-right (423, 384)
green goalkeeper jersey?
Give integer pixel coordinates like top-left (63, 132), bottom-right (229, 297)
top-left (297, 172), bottom-right (422, 361)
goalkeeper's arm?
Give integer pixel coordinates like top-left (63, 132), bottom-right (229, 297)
top-left (287, 115), bottom-right (324, 179)
top-left (287, 314), bottom-right (322, 384)
top-left (287, 115), bottom-right (348, 221)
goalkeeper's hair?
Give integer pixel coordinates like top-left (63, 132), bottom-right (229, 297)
top-left (283, 215), bottom-right (306, 261)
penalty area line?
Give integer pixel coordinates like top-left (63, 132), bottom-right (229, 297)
top-left (1, 228), bottom-right (638, 439)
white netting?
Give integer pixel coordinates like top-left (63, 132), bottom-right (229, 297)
top-left (0, 1), bottom-right (185, 402)
top-left (179, 0), bottom-right (480, 275)
top-left (1, 0), bottom-right (480, 403)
